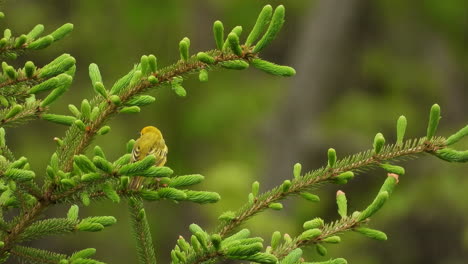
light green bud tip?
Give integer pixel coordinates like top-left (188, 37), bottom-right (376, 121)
top-left (50, 23), bottom-right (74, 42)
top-left (380, 163), bottom-right (405, 176)
top-left (171, 83), bottom-right (187, 97)
top-left (25, 61), bottom-right (36, 78)
top-left (199, 69), bottom-right (208, 82)
top-left (252, 5), bottom-right (285, 53)
top-left (271, 231), bottom-right (281, 249)
top-left (328, 148), bottom-right (337, 167)
top-left (148, 54), bottom-right (157, 73)
top-left (336, 190), bottom-right (347, 218)
top-left (140, 55), bottom-right (149, 75)
top-left (445, 125), bottom-right (468, 146)
top-left (5, 104), bottom-right (23, 119)
top-left (27, 24), bottom-right (44, 39)
top-left (250, 58), bottom-right (295, 77)
top-left (110, 95), bottom-right (121, 105)
top-left (213, 20), bottom-right (224, 50)
top-left (197, 52), bottom-right (215, 64)
top-left (427, 103), bottom-right (441, 140)
top-left (97, 126), bottom-right (111, 135)
top-left (300, 192), bottom-right (320, 202)
top-left (316, 243), bottom-right (327, 256)
top-left (252, 181), bottom-right (260, 196)
top-left (396, 115), bottom-right (407, 145)
top-left (334, 171), bottom-right (354, 184)
top-left (357, 191), bottom-right (389, 221)
top-left (293, 162), bottom-right (302, 179)
top-left (269, 202), bottom-right (283, 210)
top-left (246, 5), bottom-right (273, 46)
top-left (373, 132), bottom-right (385, 154)
top-left (379, 173), bottom-right (399, 196)
top-left (228, 32), bottom-right (242, 56)
top-left (281, 248), bottom-right (302, 264)
top-left (281, 180), bottom-right (291, 192)
top-left (88, 63), bottom-right (102, 85)
top-left (303, 217), bottom-right (324, 229)
top-left (354, 227), bottom-right (387, 241)
top-left (28, 35), bottom-right (54, 50)
top-left (67, 204), bottom-right (79, 220)
top-left (299, 228), bottom-right (321, 240)
top-left (220, 60), bottom-right (249, 70)
top-left (179, 38), bottom-right (190, 61)
top-left (323, 236), bottom-right (341, 244)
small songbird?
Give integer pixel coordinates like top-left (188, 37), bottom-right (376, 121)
top-left (129, 126), bottom-right (168, 189)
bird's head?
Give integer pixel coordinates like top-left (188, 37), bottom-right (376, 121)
top-left (140, 126), bottom-right (163, 137)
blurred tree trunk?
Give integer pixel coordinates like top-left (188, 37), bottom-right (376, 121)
top-left (262, 0), bottom-right (367, 187)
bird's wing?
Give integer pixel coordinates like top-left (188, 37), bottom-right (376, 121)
top-left (132, 138), bottom-right (167, 165)
top-left (131, 144), bottom-right (140, 162)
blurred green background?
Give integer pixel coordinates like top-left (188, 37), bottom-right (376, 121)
top-left (2, 0), bottom-right (468, 263)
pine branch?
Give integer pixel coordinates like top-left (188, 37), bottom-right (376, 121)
top-left (0, 217), bottom-right (10, 234)
top-left (18, 218), bottom-right (78, 243)
top-left (215, 137), bottom-right (445, 237)
top-left (0, 22), bottom-right (73, 60)
top-left (0, 145), bottom-right (15, 161)
top-left (128, 197), bottom-right (157, 264)
top-left (10, 245), bottom-right (67, 264)
top-left (0, 101), bottom-right (46, 128)
top-left (182, 137), bottom-right (447, 264)
top-left (0, 202), bottom-right (49, 259)
top-left (49, 174), bottom-right (115, 203)
top-left (273, 217), bottom-right (358, 260)
top-left (15, 181), bottom-right (42, 200)
top-left (56, 48), bottom-right (266, 174)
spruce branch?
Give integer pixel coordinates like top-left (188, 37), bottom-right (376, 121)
top-left (14, 181), bottom-right (41, 200)
top-left (270, 176), bottom-right (399, 262)
top-left (10, 245), bottom-right (67, 264)
top-left (0, 56), bottom-right (74, 97)
top-left (18, 218), bottom-right (78, 242)
top-left (181, 103), bottom-right (468, 264)
top-left (54, 47), bottom-right (282, 170)
top-left (0, 22), bottom-right (73, 60)
top-left (172, 225), bottom-right (277, 264)
top-left (11, 245), bottom-right (102, 264)
top-left (0, 54), bottom-right (75, 128)
top-left (215, 136), bottom-right (446, 238)
top-left (0, 100), bottom-right (46, 128)
top-left (128, 197), bottom-right (157, 264)
top-left (0, 145), bottom-right (14, 162)
top-left (0, 202), bottom-right (49, 258)
top-left (181, 137), bottom-right (450, 264)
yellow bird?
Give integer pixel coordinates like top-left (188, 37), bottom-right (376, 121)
top-left (129, 126), bottom-right (168, 189)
